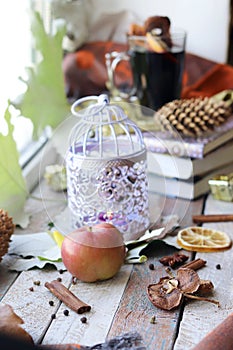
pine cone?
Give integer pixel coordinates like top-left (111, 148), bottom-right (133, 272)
top-left (0, 209), bottom-right (15, 262)
top-left (155, 97), bottom-right (232, 137)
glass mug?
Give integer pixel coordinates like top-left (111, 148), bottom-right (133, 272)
top-left (106, 28), bottom-right (187, 111)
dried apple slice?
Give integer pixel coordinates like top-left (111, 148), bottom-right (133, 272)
top-left (147, 268), bottom-right (219, 310)
top-left (147, 276), bottom-right (183, 310)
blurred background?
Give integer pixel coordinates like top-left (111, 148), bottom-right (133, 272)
top-left (0, 0), bottom-right (232, 152)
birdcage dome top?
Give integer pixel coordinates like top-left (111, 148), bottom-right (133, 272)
top-left (68, 94), bottom-right (146, 159)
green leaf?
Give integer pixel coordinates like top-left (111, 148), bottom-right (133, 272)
top-left (0, 106), bottom-right (29, 227)
top-left (125, 243), bottom-right (148, 264)
top-left (13, 11), bottom-right (70, 138)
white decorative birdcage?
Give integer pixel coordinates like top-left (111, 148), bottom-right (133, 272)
top-left (66, 94), bottom-right (150, 241)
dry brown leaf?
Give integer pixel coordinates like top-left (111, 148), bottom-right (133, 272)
top-left (0, 304), bottom-right (33, 343)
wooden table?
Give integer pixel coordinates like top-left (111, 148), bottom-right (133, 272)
top-left (1, 179), bottom-right (233, 350)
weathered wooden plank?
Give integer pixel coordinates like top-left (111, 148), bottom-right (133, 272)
top-left (0, 186), bottom-right (206, 349)
top-left (0, 268), bottom-right (72, 342)
top-left (0, 255), bottom-right (19, 300)
top-left (174, 194), bottom-right (233, 350)
top-left (41, 264), bottom-right (132, 346)
top-left (108, 197), bottom-right (205, 350)
top-left (0, 180), bottom-right (66, 301)
top-left (0, 172), bottom-right (66, 308)
top-left (107, 258), bottom-right (181, 350)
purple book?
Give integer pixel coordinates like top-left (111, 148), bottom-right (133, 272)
top-left (143, 115), bottom-right (233, 159)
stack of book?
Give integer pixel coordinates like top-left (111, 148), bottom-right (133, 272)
top-left (145, 115), bottom-right (233, 200)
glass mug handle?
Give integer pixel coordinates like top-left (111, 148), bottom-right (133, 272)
top-left (105, 51), bottom-right (136, 99)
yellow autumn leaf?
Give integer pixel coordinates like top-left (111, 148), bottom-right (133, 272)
top-left (52, 230), bottom-right (65, 248)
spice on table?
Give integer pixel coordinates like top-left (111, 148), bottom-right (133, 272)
top-left (45, 280), bottom-right (91, 314)
top-left (80, 316), bottom-right (87, 324)
top-left (150, 315), bottom-right (156, 324)
top-left (192, 214), bottom-right (233, 223)
top-left (33, 280), bottom-right (41, 286)
top-left (197, 279), bottom-right (214, 295)
top-left (149, 263), bottom-right (155, 270)
top-left (29, 287), bottom-right (34, 292)
top-left (49, 300), bottom-right (54, 306)
top-left (216, 264), bottom-right (221, 270)
top-left (56, 277), bottom-right (62, 282)
top-left (159, 252), bottom-right (188, 268)
top-left (181, 258), bottom-right (206, 271)
top-left (63, 310), bottom-right (69, 316)
top-left (147, 267), bottom-right (219, 310)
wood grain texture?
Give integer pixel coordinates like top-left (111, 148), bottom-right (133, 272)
top-left (108, 198), bottom-right (203, 350)
top-left (0, 255), bottom-right (19, 300)
top-left (174, 194), bottom-right (233, 350)
top-left (107, 196), bottom-right (203, 350)
top-left (107, 259), bottom-right (181, 350)
top-left (0, 268), bottom-right (72, 342)
top-left (41, 265), bottom-right (132, 346)
top-left (0, 184), bottom-right (206, 349)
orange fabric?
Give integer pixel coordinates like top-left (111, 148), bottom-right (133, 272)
top-left (62, 41), bottom-right (233, 100)
top-left (182, 70), bottom-right (188, 87)
top-left (182, 63), bottom-right (233, 99)
top-left (62, 41), bottom-right (132, 98)
top-left (75, 50), bottom-right (95, 69)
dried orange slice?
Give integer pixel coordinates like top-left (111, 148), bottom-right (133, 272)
top-left (177, 226), bottom-right (232, 252)
top-left (146, 32), bottom-right (167, 53)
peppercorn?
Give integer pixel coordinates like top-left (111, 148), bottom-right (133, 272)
top-left (150, 315), bottom-right (156, 324)
top-left (49, 300), bottom-right (54, 306)
top-left (33, 280), bottom-right (41, 286)
top-left (63, 309), bottom-right (69, 316)
top-left (57, 277), bottom-right (62, 282)
top-left (80, 316), bottom-right (87, 324)
top-left (216, 264), bottom-right (221, 270)
top-left (149, 263), bottom-right (155, 270)
top-left (29, 287), bottom-right (34, 292)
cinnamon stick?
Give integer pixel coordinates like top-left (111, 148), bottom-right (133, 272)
top-left (45, 280), bottom-right (91, 314)
top-left (180, 258), bottom-right (206, 271)
top-left (192, 214), bottom-right (233, 223)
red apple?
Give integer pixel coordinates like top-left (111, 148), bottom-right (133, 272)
top-left (61, 223), bottom-right (126, 282)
